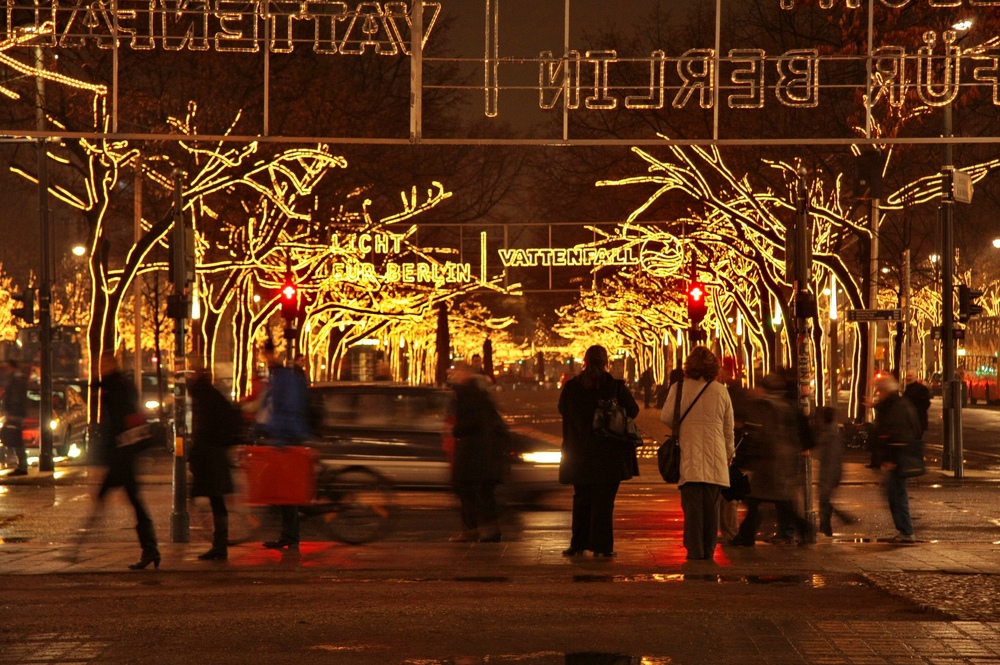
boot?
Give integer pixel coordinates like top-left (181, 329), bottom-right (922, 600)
top-left (448, 529), bottom-right (479, 543)
top-left (478, 522), bottom-right (501, 543)
top-left (819, 506), bottom-right (833, 536)
top-left (129, 519), bottom-right (161, 570)
top-left (199, 514), bottom-right (229, 560)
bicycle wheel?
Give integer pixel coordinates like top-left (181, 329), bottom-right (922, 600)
top-left (315, 466), bottom-right (393, 545)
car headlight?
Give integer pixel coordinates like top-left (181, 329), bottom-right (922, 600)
top-left (145, 400), bottom-right (160, 410)
top-left (49, 419), bottom-right (59, 431)
top-left (520, 451), bottom-right (561, 465)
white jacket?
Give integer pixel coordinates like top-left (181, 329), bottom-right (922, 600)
top-left (660, 378), bottom-right (735, 487)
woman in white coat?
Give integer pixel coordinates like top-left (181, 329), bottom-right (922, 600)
top-left (661, 346), bottom-right (735, 560)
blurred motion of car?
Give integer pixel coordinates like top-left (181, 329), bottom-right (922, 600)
top-left (305, 382), bottom-right (562, 504)
top-left (16, 382), bottom-right (90, 461)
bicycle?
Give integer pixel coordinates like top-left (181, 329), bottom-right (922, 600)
top-left (190, 450), bottom-right (394, 546)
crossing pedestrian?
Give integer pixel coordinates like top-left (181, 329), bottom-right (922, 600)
top-left (1, 358), bottom-right (29, 476)
top-left (188, 364), bottom-right (238, 560)
top-left (94, 352), bottom-right (160, 570)
top-left (448, 362), bottom-right (507, 543)
top-left (260, 341), bottom-right (311, 550)
top-left (872, 374), bottom-right (921, 543)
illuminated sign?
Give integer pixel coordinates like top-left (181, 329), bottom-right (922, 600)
top-left (498, 246), bottom-right (638, 268)
top-left (7, 2), bottom-right (442, 55)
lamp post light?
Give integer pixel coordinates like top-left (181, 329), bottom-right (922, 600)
top-left (941, 18), bottom-right (973, 478)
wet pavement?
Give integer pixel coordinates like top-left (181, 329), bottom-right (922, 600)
top-left (2, 392), bottom-right (1000, 663)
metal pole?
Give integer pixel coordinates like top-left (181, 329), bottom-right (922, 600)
top-left (941, 104), bottom-right (957, 473)
top-left (867, 198), bottom-right (879, 420)
top-left (409, 0), bottom-right (423, 141)
top-left (170, 168), bottom-right (189, 543)
top-left (134, 156), bottom-right (143, 399)
top-left (795, 167), bottom-right (816, 543)
top-left (37, 139), bottom-right (54, 473)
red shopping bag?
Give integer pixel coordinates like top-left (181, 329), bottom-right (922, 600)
top-left (244, 445), bottom-right (317, 505)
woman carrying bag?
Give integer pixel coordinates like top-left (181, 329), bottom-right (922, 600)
top-left (558, 345), bottom-right (640, 558)
top-left (660, 346), bottom-right (735, 561)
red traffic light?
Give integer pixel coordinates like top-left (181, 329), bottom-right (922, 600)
top-left (280, 277), bottom-right (298, 320)
top-left (687, 280), bottom-right (708, 325)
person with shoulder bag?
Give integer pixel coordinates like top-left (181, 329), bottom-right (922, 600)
top-left (558, 345), bottom-right (640, 558)
top-left (659, 346), bottom-right (735, 561)
top-left (94, 352), bottom-right (161, 570)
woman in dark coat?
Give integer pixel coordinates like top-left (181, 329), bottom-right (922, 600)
top-left (94, 352), bottom-right (160, 570)
top-left (558, 344), bottom-right (640, 558)
top-left (449, 363), bottom-right (507, 543)
top-left (188, 367), bottom-right (237, 560)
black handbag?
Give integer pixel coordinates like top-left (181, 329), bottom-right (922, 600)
top-left (593, 392), bottom-right (643, 449)
top-left (656, 381), bottom-right (710, 483)
top-left (721, 466), bottom-right (751, 501)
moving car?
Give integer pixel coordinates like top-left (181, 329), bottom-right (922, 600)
top-left (306, 382), bottom-right (562, 503)
top-left (18, 382), bottom-right (90, 461)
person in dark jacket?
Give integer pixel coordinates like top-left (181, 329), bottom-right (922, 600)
top-left (872, 374), bottom-right (922, 543)
top-left (2, 358), bottom-right (29, 476)
top-left (558, 344), bottom-right (640, 558)
top-left (94, 352), bottom-right (160, 570)
top-left (448, 363), bottom-right (507, 543)
top-left (902, 371), bottom-right (931, 434)
top-left (188, 365), bottom-right (237, 560)
top-left (730, 374), bottom-right (808, 546)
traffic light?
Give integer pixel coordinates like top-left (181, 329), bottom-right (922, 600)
top-left (11, 288), bottom-right (34, 324)
top-left (959, 284), bottom-right (984, 323)
top-left (280, 276), bottom-right (298, 321)
top-left (687, 280), bottom-right (708, 325)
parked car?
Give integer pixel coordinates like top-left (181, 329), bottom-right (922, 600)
top-left (930, 372), bottom-right (942, 397)
top-left (305, 382), bottom-right (563, 504)
top-left (16, 382), bottom-right (90, 460)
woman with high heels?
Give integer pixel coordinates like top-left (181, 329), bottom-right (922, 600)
top-left (94, 352), bottom-right (161, 570)
top-left (188, 365), bottom-right (237, 560)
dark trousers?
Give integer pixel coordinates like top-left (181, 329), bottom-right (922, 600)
top-left (736, 498), bottom-right (807, 543)
top-left (98, 462), bottom-right (158, 555)
top-left (279, 505), bottom-right (300, 544)
top-left (4, 424), bottom-right (27, 472)
top-left (455, 482), bottom-right (499, 534)
top-left (570, 482), bottom-right (620, 554)
top-left (680, 482), bottom-right (721, 559)
top-left (208, 495), bottom-right (229, 547)
top-left (886, 469), bottom-right (913, 536)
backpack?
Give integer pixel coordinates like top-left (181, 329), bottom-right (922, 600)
top-left (592, 380), bottom-right (642, 449)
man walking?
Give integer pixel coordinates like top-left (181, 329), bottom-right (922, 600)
top-left (902, 370), bottom-right (931, 434)
top-left (2, 359), bottom-right (29, 476)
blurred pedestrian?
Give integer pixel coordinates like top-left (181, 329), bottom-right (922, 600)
top-left (638, 368), bottom-right (654, 409)
top-left (1, 358), bottom-right (29, 476)
top-left (293, 354), bottom-right (310, 384)
top-left (903, 370), bottom-right (931, 434)
top-left (816, 406), bottom-right (854, 537)
top-left (94, 352), bottom-right (160, 570)
top-left (374, 351), bottom-right (392, 381)
top-left (260, 341), bottom-right (311, 550)
top-left (717, 363), bottom-right (747, 543)
top-left (558, 344), bottom-right (640, 558)
top-left (661, 346), bottom-right (735, 561)
top-left (730, 373), bottom-right (808, 547)
top-left (448, 362), bottom-right (508, 543)
top-left (189, 364), bottom-right (238, 560)
top-left (655, 368), bottom-right (684, 410)
top-left (872, 374), bottom-right (921, 543)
